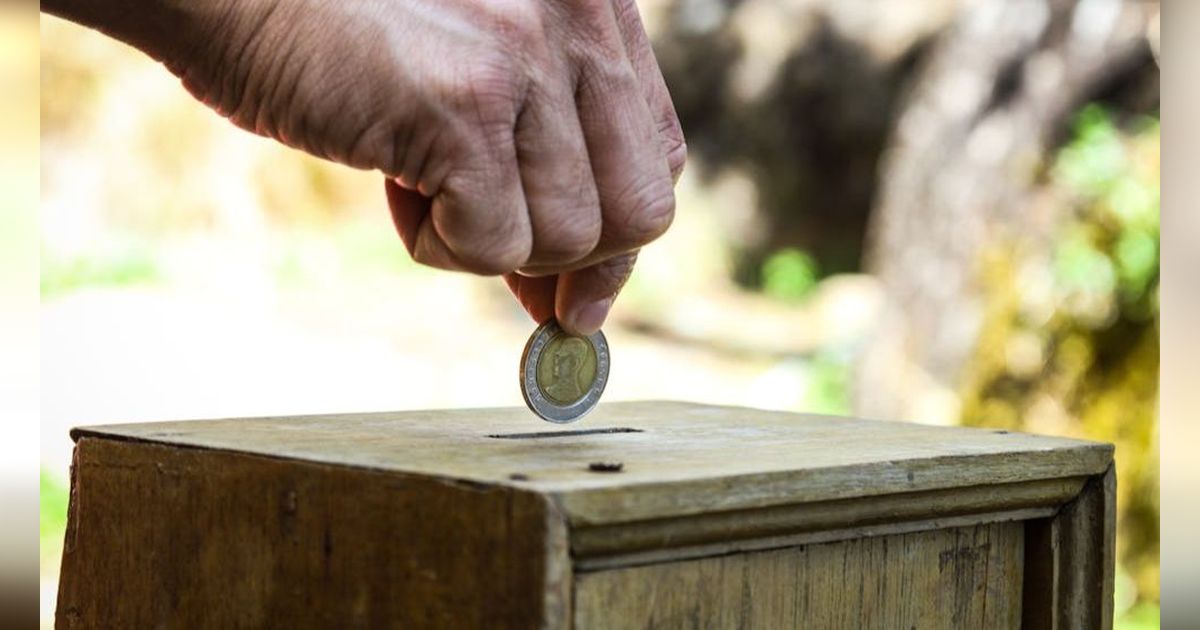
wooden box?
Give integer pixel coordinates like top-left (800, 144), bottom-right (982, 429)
top-left (56, 401), bottom-right (1114, 629)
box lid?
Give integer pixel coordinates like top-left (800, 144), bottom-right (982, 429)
top-left (73, 401), bottom-right (1111, 527)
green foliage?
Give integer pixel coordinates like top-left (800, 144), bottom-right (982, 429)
top-left (1054, 231), bottom-right (1116, 298)
top-left (1053, 105), bottom-right (1160, 316)
top-left (761, 248), bottom-right (819, 302)
top-left (961, 104), bottom-right (1160, 608)
top-left (1054, 105), bottom-right (1130, 197)
top-left (41, 469), bottom-right (69, 554)
top-left (41, 245), bottom-right (160, 296)
top-left (800, 351), bottom-right (852, 415)
top-left (1116, 602), bottom-right (1160, 630)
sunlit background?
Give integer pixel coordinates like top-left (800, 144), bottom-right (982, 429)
top-left (38, 0), bottom-right (1159, 627)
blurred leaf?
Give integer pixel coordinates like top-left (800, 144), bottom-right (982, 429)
top-left (1054, 105), bottom-right (1126, 197)
top-left (1108, 177), bottom-right (1158, 231)
top-left (41, 246), bottom-right (160, 296)
top-left (40, 468), bottom-right (69, 544)
top-left (800, 352), bottom-right (852, 415)
top-left (1115, 602), bottom-right (1160, 630)
top-left (1115, 229), bottom-right (1158, 300)
top-left (761, 248), bottom-right (819, 302)
top-left (1054, 231), bottom-right (1115, 295)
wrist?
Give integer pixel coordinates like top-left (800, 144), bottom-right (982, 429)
top-left (43, 0), bottom-right (263, 72)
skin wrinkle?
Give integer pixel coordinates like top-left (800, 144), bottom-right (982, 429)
top-left (400, 117), bottom-right (438, 190)
top-left (609, 0), bottom-right (685, 179)
top-left (255, 5), bottom-right (301, 146)
top-left (602, 166), bottom-right (675, 242)
top-left (44, 0), bottom-right (685, 334)
top-left (563, 0), bottom-right (629, 65)
top-left (275, 47), bottom-right (313, 149)
top-left (590, 252), bottom-right (637, 289)
top-left (387, 119), bottom-right (417, 180)
top-left (415, 123), bottom-right (450, 197)
top-left (435, 197), bottom-right (530, 274)
top-left (571, 44), bottom-right (673, 251)
top-left (416, 205), bottom-right (462, 270)
top-left (227, 2), bottom-right (283, 134)
top-left (514, 67), bottom-right (602, 267)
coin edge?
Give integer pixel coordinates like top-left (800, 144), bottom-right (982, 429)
top-left (519, 320), bottom-right (609, 424)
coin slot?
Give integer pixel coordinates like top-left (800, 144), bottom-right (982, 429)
top-left (487, 427), bottom-right (643, 440)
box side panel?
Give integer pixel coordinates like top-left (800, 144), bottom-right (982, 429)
top-left (1021, 466), bottom-right (1116, 630)
top-left (56, 438), bottom-right (568, 629)
top-left (573, 521), bottom-right (1024, 629)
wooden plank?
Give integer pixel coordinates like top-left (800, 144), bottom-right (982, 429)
top-left (1021, 466), bottom-right (1116, 630)
top-left (1022, 516), bottom-right (1057, 629)
top-left (575, 507), bottom-right (1056, 572)
top-left (56, 438), bottom-right (571, 629)
top-left (71, 402), bottom-right (1113, 527)
top-left (571, 476), bottom-right (1083, 560)
top-left (573, 522), bottom-right (1024, 629)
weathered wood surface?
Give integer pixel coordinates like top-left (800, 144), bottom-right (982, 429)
top-left (1022, 465), bottom-right (1117, 630)
top-left (56, 438), bottom-right (570, 629)
top-left (571, 475), bottom-right (1082, 570)
top-left (72, 401), bottom-right (1113, 528)
top-left (574, 521), bottom-right (1025, 629)
top-left (59, 402), bottom-right (1115, 628)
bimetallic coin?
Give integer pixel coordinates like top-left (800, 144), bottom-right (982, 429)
top-left (520, 320), bottom-right (609, 423)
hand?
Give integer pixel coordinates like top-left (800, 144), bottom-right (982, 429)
top-left (50, 0), bottom-right (686, 335)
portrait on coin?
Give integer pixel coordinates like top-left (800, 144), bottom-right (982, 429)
top-left (537, 335), bottom-right (597, 404)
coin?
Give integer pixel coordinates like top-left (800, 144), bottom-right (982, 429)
top-left (520, 319), bottom-right (609, 423)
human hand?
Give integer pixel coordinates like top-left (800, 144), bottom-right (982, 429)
top-left (61, 0), bottom-right (686, 334)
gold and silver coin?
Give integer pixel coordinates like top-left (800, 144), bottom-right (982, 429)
top-left (520, 319), bottom-right (609, 423)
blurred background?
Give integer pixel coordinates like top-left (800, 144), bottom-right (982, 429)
top-left (38, 0), bottom-right (1159, 627)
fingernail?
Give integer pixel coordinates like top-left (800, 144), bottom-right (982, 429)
top-left (570, 297), bottom-right (613, 336)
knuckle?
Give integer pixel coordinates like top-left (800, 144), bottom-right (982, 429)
top-left (665, 137), bottom-right (688, 181)
top-left (538, 211), bottom-right (602, 263)
top-left (346, 122), bottom-right (392, 172)
top-left (468, 71), bottom-right (518, 115)
top-left (463, 228), bottom-right (532, 275)
top-left (490, 0), bottom-right (547, 49)
top-left (567, 0), bottom-right (619, 33)
top-left (609, 174), bottom-right (676, 246)
top-left (447, 55), bottom-right (523, 127)
top-left (658, 118), bottom-right (688, 179)
top-left (611, 0), bottom-right (639, 28)
top-left (578, 57), bottom-right (639, 98)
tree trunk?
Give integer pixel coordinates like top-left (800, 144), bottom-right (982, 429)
top-left (855, 0), bottom-right (1157, 424)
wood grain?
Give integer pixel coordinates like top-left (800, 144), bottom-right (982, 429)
top-left (56, 403), bottom-right (1116, 628)
top-left (56, 438), bottom-right (571, 629)
top-left (571, 476), bottom-right (1083, 564)
top-left (574, 522), bottom-right (1024, 629)
top-left (72, 401), bottom-right (1113, 527)
top-left (1022, 464), bottom-right (1117, 630)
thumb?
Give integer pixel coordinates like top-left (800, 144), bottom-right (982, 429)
top-left (554, 252), bottom-right (638, 336)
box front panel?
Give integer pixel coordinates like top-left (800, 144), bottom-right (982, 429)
top-left (574, 521), bottom-right (1023, 629)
